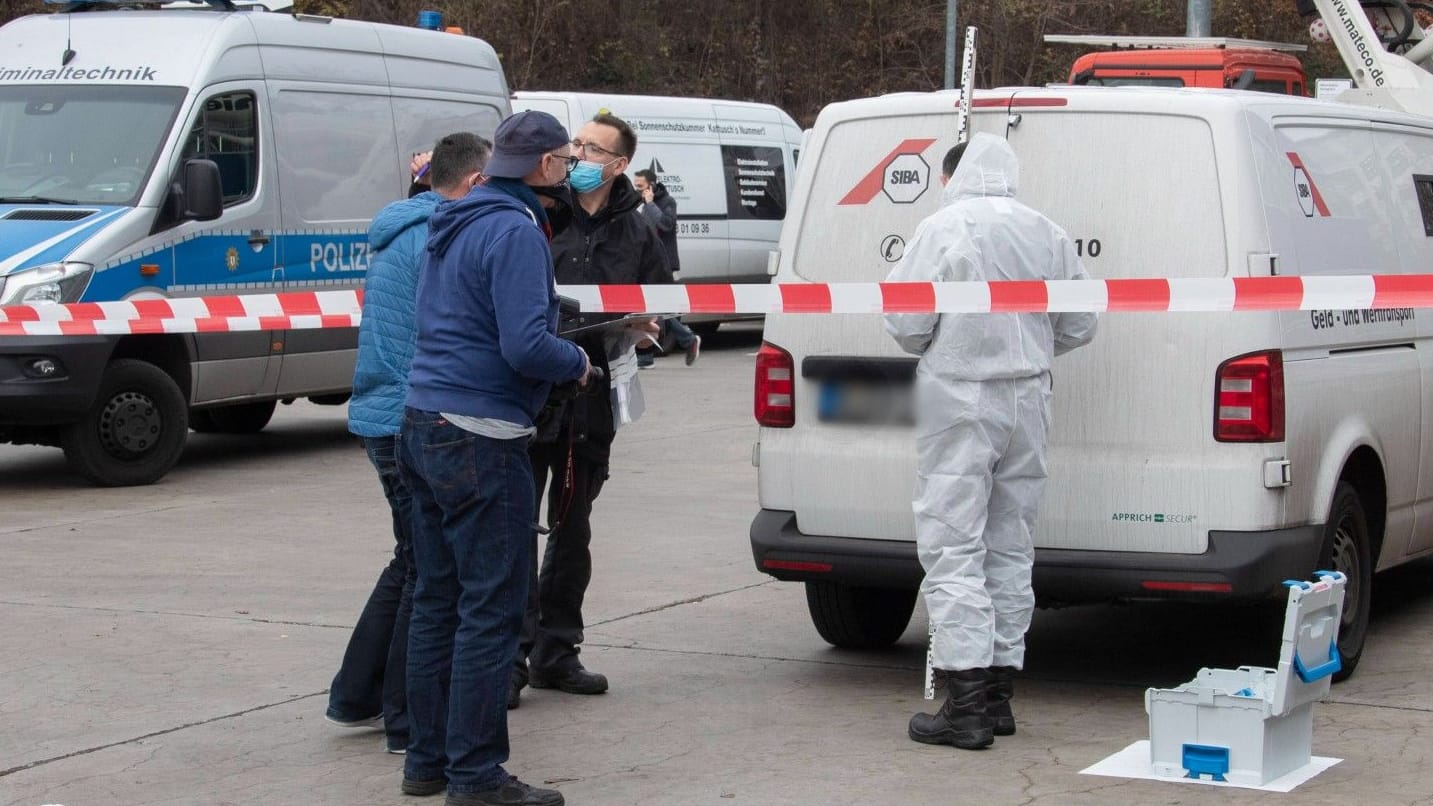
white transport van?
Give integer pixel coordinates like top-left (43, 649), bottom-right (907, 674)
top-left (751, 84), bottom-right (1433, 677)
top-left (512, 91), bottom-right (803, 330)
top-left (0, 2), bottom-right (510, 485)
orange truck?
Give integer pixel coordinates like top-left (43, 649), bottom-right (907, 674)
top-left (1046, 35), bottom-right (1309, 96)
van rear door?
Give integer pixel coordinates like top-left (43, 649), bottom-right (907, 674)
top-left (713, 102), bottom-right (790, 283)
top-left (761, 91), bottom-right (1280, 556)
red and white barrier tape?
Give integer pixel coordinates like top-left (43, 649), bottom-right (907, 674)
top-left (3, 275), bottom-right (1433, 336)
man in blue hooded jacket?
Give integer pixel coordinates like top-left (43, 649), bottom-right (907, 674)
top-left (325, 133), bottom-right (490, 755)
top-left (399, 110), bottom-right (588, 806)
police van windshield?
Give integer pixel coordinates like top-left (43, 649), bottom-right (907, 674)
top-left (0, 85), bottom-right (186, 206)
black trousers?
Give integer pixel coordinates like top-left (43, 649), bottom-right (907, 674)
top-left (514, 437), bottom-right (608, 682)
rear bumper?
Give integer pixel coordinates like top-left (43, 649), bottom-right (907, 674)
top-left (749, 508), bottom-right (1324, 604)
top-left (0, 335), bottom-right (113, 427)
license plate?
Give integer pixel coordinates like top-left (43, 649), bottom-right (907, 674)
top-left (817, 379), bottom-right (913, 424)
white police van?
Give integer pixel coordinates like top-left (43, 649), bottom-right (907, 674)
top-left (751, 84), bottom-right (1433, 677)
top-left (512, 91), bottom-right (803, 333)
top-left (0, 1), bottom-right (510, 485)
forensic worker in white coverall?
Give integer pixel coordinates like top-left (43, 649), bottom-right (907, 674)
top-left (884, 133), bottom-right (1098, 750)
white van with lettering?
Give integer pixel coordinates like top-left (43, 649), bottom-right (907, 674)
top-left (0, 2), bottom-right (510, 485)
top-left (512, 91), bottom-right (803, 332)
top-left (751, 85), bottom-right (1433, 678)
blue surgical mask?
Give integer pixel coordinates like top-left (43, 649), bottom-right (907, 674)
top-left (569, 159), bottom-right (608, 193)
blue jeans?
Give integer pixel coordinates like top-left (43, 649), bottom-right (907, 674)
top-left (666, 317), bottom-right (698, 350)
top-left (399, 409), bottom-right (533, 793)
top-left (327, 435), bottom-right (414, 751)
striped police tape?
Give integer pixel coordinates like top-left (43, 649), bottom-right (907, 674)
top-left (3, 275), bottom-right (1433, 336)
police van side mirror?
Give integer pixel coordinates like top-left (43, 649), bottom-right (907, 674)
top-left (178, 158), bottom-right (223, 222)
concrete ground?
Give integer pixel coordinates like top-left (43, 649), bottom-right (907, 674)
top-left (2, 322), bottom-right (1431, 806)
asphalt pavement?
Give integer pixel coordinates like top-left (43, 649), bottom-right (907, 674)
top-left (3, 322), bottom-right (1432, 805)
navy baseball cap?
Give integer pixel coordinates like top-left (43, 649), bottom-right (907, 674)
top-left (483, 110), bottom-right (570, 179)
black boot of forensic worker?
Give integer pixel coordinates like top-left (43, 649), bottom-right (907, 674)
top-left (989, 665), bottom-right (1017, 736)
top-left (908, 667), bottom-right (995, 749)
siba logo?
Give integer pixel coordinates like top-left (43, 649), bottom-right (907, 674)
top-left (839, 138), bottom-right (937, 206)
top-left (882, 154), bottom-right (929, 204)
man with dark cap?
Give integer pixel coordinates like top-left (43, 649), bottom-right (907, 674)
top-left (398, 110), bottom-right (589, 806)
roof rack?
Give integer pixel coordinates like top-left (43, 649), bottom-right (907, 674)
top-left (1044, 35), bottom-right (1307, 53)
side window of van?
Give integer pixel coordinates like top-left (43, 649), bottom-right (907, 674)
top-left (181, 91), bottom-right (258, 205)
top-left (1414, 175), bottom-right (1433, 237)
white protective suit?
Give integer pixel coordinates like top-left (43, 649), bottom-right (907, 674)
top-left (884, 133), bottom-right (1098, 672)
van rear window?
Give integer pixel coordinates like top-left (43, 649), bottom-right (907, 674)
top-left (1082, 77), bottom-right (1184, 88)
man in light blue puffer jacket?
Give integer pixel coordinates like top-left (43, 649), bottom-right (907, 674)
top-left (326, 132), bottom-right (490, 755)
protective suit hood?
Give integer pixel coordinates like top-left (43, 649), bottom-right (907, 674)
top-left (942, 133), bottom-right (1019, 207)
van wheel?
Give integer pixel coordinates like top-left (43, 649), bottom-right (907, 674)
top-left (1320, 482), bottom-right (1372, 681)
top-left (190, 401), bottom-right (276, 434)
top-left (62, 359), bottom-right (188, 487)
top-left (805, 581), bottom-right (916, 649)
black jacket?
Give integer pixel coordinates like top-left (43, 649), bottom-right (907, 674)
top-left (547, 175), bottom-right (673, 461)
top-left (553, 175), bottom-right (672, 286)
top-left (639, 182), bottom-right (680, 272)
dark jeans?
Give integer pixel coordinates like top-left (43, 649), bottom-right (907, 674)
top-left (514, 438), bottom-right (607, 684)
top-left (327, 434), bottom-right (414, 750)
top-left (400, 409), bottom-right (532, 793)
top-left (666, 317), bottom-right (698, 350)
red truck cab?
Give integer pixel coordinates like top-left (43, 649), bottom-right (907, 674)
top-left (1048, 36), bottom-right (1308, 96)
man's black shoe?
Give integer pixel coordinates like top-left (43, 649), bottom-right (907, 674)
top-left (908, 668), bottom-right (995, 750)
top-left (402, 776), bottom-right (447, 796)
top-left (445, 776), bottom-right (564, 805)
top-left (508, 680), bottom-right (522, 710)
top-left (529, 666), bottom-right (608, 695)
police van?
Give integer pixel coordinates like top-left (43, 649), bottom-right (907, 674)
top-left (0, 2), bottom-right (510, 485)
top-left (512, 91), bottom-right (803, 332)
top-left (750, 84), bottom-right (1433, 677)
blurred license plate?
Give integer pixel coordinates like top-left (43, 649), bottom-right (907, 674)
top-left (817, 380), bottom-right (913, 424)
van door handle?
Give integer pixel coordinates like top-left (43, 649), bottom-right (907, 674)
top-left (248, 230), bottom-right (270, 247)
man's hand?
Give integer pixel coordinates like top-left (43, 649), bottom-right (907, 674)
top-left (410, 151), bottom-right (433, 185)
top-left (577, 349), bottom-right (593, 386)
top-left (626, 317), bottom-right (660, 349)
top-left (640, 186), bottom-right (654, 204)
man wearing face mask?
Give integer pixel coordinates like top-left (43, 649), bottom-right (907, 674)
top-left (510, 112), bottom-right (672, 706)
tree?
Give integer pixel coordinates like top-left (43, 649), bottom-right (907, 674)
top-left (0, 0), bottom-right (1352, 124)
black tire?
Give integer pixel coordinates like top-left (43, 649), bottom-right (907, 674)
top-left (190, 400), bottom-right (276, 434)
top-left (805, 581), bottom-right (916, 649)
top-left (1320, 481), bottom-right (1372, 681)
top-left (62, 359), bottom-right (188, 487)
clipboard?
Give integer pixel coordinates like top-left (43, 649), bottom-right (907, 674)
top-left (557, 295), bottom-right (679, 338)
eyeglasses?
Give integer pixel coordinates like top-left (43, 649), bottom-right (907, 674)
top-left (549, 152), bottom-right (580, 174)
top-left (571, 139), bottom-right (622, 160)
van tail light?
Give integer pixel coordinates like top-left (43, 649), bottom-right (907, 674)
top-left (1214, 350), bottom-right (1284, 442)
top-left (755, 342), bottom-right (795, 428)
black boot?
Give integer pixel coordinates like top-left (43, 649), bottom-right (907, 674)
top-left (908, 668), bottom-right (995, 749)
top-left (989, 665), bottom-right (1016, 736)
